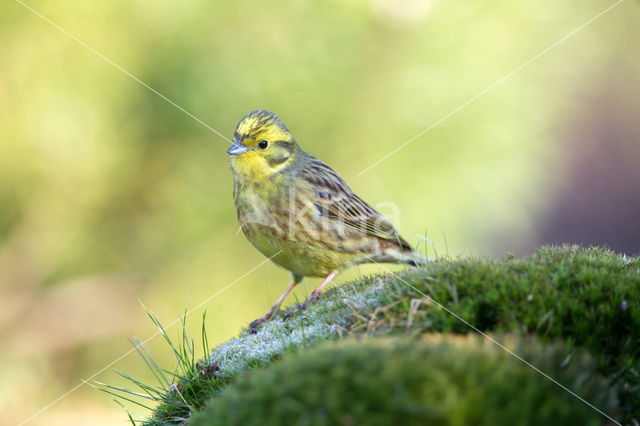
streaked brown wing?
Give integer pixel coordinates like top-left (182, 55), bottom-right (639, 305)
top-left (297, 155), bottom-right (412, 251)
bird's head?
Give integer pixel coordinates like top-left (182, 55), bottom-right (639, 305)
top-left (227, 110), bottom-right (300, 180)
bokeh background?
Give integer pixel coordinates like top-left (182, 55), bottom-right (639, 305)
top-left (1, 0), bottom-right (639, 423)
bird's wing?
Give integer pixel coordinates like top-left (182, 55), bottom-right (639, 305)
top-left (296, 155), bottom-right (413, 251)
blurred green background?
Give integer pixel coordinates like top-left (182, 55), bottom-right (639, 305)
top-left (1, 0), bottom-right (639, 423)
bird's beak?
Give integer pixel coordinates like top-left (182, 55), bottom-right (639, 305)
top-left (227, 140), bottom-right (249, 155)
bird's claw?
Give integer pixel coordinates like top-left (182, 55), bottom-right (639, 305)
top-left (248, 319), bottom-right (264, 334)
top-left (283, 303), bottom-right (308, 321)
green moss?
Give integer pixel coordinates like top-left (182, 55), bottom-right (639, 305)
top-left (143, 246), bottom-right (639, 424)
top-left (191, 336), bottom-right (617, 426)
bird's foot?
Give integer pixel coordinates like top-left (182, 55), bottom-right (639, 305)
top-left (283, 302), bottom-right (308, 321)
top-left (283, 292), bottom-right (322, 320)
top-left (248, 317), bottom-right (268, 334)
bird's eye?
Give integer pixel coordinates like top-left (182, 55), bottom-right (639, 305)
top-left (258, 140), bottom-right (269, 149)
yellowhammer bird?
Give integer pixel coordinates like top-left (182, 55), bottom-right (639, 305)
top-left (227, 110), bottom-right (427, 332)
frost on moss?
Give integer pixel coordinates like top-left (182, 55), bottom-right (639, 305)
top-left (149, 276), bottom-right (390, 423)
top-left (146, 246), bottom-right (639, 425)
top-left (206, 276), bottom-right (388, 375)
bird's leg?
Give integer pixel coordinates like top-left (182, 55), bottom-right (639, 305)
top-left (249, 279), bottom-right (299, 333)
top-left (304, 271), bottom-right (338, 305)
top-left (284, 271), bottom-right (338, 319)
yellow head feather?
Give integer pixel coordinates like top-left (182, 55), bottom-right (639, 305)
top-left (234, 110), bottom-right (294, 144)
top-left (228, 110), bottom-right (299, 181)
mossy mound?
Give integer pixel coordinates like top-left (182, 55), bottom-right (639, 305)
top-left (143, 246), bottom-right (639, 424)
top-left (191, 336), bottom-right (617, 426)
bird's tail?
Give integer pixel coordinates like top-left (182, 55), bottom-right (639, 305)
top-left (401, 250), bottom-right (432, 267)
top-left (380, 246), bottom-right (432, 267)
